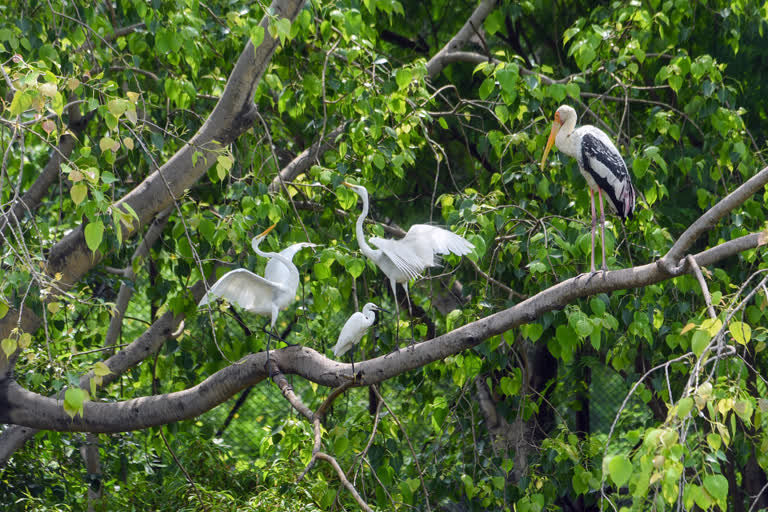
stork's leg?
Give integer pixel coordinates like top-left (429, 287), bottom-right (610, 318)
top-left (590, 188), bottom-right (597, 274)
top-left (598, 188), bottom-right (607, 276)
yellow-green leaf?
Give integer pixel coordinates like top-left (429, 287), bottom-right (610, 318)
top-left (18, 332), bottom-right (31, 349)
top-left (63, 387), bottom-right (88, 419)
top-left (706, 433), bottom-right (722, 451)
top-left (677, 397), bottom-right (693, 418)
top-left (728, 321), bottom-right (751, 345)
top-left (1, 337), bottom-right (17, 358)
top-left (70, 183), bottom-right (87, 205)
top-left (606, 455), bottom-right (633, 487)
top-left (93, 361), bottom-right (111, 377)
top-left (701, 318), bottom-right (722, 337)
top-left (84, 220), bottom-right (104, 253)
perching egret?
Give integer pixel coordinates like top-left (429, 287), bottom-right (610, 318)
top-left (343, 182), bottom-right (474, 345)
top-left (333, 302), bottom-right (385, 376)
top-left (540, 105), bottom-right (636, 275)
top-left (199, 223), bottom-right (317, 355)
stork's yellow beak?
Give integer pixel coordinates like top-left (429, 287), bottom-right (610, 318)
top-left (257, 222), bottom-right (278, 238)
top-left (540, 114), bottom-right (561, 171)
top-left (342, 181), bottom-right (355, 188)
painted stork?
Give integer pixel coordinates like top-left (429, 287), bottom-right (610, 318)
top-left (540, 105), bottom-right (636, 275)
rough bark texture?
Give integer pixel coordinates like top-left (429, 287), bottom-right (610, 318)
top-left (0, 226), bottom-right (763, 433)
top-left (45, 0), bottom-right (307, 287)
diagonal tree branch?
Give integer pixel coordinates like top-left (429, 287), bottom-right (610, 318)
top-left (1, 227), bottom-right (764, 434)
top-left (45, 0), bottom-right (307, 287)
top-left (658, 165), bottom-right (768, 273)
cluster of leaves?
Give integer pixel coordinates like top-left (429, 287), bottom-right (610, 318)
top-left (1, 0), bottom-right (768, 510)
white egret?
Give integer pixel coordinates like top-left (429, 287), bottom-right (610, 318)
top-left (343, 182), bottom-right (474, 346)
top-left (199, 223), bottom-right (317, 355)
top-left (540, 105), bottom-right (636, 275)
top-left (333, 302), bottom-right (385, 376)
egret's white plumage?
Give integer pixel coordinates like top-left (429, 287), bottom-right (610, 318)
top-left (344, 182), bottom-right (473, 341)
top-left (199, 223), bottom-right (316, 332)
top-left (333, 302), bottom-right (382, 358)
top-left (540, 105), bottom-right (636, 273)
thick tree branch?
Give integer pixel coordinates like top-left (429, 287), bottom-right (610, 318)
top-left (45, 0), bottom-right (307, 287)
top-left (268, 124), bottom-right (346, 193)
top-left (658, 165), bottom-right (768, 273)
top-left (426, 0), bottom-right (498, 77)
top-left (1, 228), bottom-right (763, 433)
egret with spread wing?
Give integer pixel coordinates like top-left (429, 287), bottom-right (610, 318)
top-left (333, 302), bottom-right (385, 376)
top-left (343, 182), bottom-right (473, 345)
top-left (540, 105), bottom-right (636, 276)
top-left (199, 223), bottom-right (317, 355)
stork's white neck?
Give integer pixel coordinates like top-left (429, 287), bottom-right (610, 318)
top-left (555, 114), bottom-right (580, 159)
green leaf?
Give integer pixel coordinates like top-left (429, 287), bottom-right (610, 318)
top-left (728, 321), bottom-right (751, 345)
top-left (250, 25), bottom-right (265, 47)
top-left (84, 221), bottom-right (104, 254)
top-left (607, 455), bottom-right (633, 487)
top-left (565, 82), bottom-right (580, 99)
top-left (0, 300), bottom-right (8, 319)
top-left (70, 183), bottom-right (87, 205)
top-left (677, 397), bottom-right (693, 418)
top-left (346, 258), bottom-right (365, 278)
top-left (479, 77), bottom-right (495, 100)
top-left (336, 186), bottom-right (358, 210)
top-left (274, 18), bottom-right (292, 43)
top-left (691, 329), bottom-right (710, 356)
top-left (334, 435), bottom-right (349, 455)
top-left (702, 474), bottom-right (728, 503)
top-left (92, 361), bottom-right (111, 377)
top-left (706, 433), bottom-right (722, 451)
top-left (395, 68), bottom-right (412, 90)
top-left (524, 323), bottom-right (544, 342)
top-left (63, 388), bottom-right (88, 419)
top-left (496, 66), bottom-right (518, 96)
top-left (549, 83), bottom-right (566, 102)
top-left (590, 297), bottom-right (606, 316)
top-left (1, 337), bottom-right (17, 358)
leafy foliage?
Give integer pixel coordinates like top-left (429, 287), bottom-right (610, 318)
top-left (1, 0), bottom-right (767, 511)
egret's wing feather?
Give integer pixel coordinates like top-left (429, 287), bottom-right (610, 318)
top-left (369, 236), bottom-right (424, 280)
top-left (199, 268), bottom-right (283, 314)
top-left (402, 224), bottom-right (474, 256)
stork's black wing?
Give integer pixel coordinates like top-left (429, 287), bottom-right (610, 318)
top-left (580, 131), bottom-right (636, 220)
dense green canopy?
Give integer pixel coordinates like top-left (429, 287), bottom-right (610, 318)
top-left (0, 0), bottom-right (767, 510)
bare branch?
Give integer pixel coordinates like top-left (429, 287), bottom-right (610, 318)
top-left (658, 165), bottom-right (768, 273)
top-left (426, 0), bottom-right (498, 77)
top-left (686, 255), bottom-right (716, 320)
top-left (315, 452), bottom-right (374, 512)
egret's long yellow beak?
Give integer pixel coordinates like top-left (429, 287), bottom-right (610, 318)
top-left (540, 114), bottom-right (562, 171)
top-left (257, 222), bottom-right (278, 238)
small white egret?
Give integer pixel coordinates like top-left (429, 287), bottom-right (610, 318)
top-left (333, 302), bottom-right (385, 376)
top-left (540, 105), bottom-right (636, 276)
top-left (199, 223), bottom-right (317, 355)
top-left (343, 182), bottom-right (474, 346)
